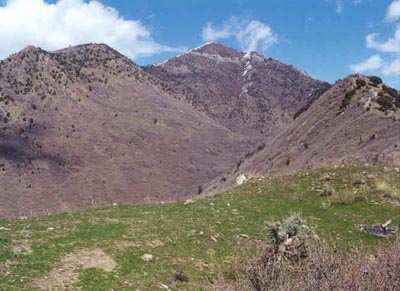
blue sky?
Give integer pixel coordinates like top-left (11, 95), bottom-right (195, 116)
top-left (0, 0), bottom-right (399, 87)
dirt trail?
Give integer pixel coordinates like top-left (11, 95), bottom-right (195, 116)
top-left (32, 248), bottom-right (116, 291)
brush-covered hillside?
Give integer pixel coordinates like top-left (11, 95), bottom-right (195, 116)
top-left (0, 43), bottom-right (399, 219)
top-left (144, 43), bottom-right (330, 137)
top-left (0, 44), bottom-right (260, 218)
top-left (216, 75), bottom-right (400, 192)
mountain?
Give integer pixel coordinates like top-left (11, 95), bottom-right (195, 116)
top-left (1, 42), bottom-right (398, 218)
top-left (0, 44), bottom-right (260, 218)
top-left (231, 75), bottom-right (400, 180)
top-left (144, 42), bottom-right (330, 137)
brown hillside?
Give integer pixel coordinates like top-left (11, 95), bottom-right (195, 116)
top-left (0, 44), bottom-right (260, 218)
top-left (235, 75), bottom-right (400, 179)
top-left (144, 43), bottom-right (330, 137)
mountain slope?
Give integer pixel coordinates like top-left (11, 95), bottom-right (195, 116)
top-left (144, 43), bottom-right (330, 136)
top-left (0, 44), bottom-right (259, 218)
top-left (235, 75), bottom-right (400, 178)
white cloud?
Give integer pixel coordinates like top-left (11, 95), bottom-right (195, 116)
top-left (386, 0), bottom-right (400, 22)
top-left (382, 58), bottom-right (400, 75)
top-left (202, 17), bottom-right (277, 52)
top-left (351, 1), bottom-right (400, 77)
top-left (0, 0), bottom-right (180, 60)
top-left (366, 29), bottom-right (400, 54)
top-left (350, 55), bottom-right (383, 72)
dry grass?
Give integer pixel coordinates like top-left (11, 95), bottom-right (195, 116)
top-left (330, 190), bottom-right (355, 205)
top-left (376, 179), bottom-right (400, 202)
top-left (329, 185), bottom-right (369, 205)
top-left (353, 184), bottom-right (369, 202)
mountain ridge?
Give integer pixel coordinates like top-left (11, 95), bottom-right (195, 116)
top-left (0, 42), bottom-right (398, 218)
top-left (0, 43), bottom-right (261, 218)
top-left (144, 42), bottom-right (331, 136)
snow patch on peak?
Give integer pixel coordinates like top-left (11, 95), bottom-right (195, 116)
top-left (177, 42), bottom-right (214, 58)
top-left (154, 59), bottom-right (169, 67)
top-left (242, 62), bottom-right (253, 77)
top-left (243, 52), bottom-right (252, 61)
top-left (190, 42), bottom-right (215, 52)
top-left (242, 51), bottom-right (264, 62)
top-left (153, 42), bottom-right (214, 67)
top-left (163, 42), bottom-right (210, 61)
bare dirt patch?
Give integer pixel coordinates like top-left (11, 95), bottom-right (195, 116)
top-left (146, 239), bottom-right (164, 248)
top-left (113, 239), bottom-right (165, 250)
top-left (12, 240), bottom-right (33, 255)
top-left (32, 248), bottom-right (116, 291)
top-left (0, 260), bottom-right (16, 277)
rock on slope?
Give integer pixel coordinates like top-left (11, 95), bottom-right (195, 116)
top-left (144, 42), bottom-right (330, 137)
top-left (0, 44), bottom-right (259, 218)
top-left (236, 75), bottom-right (400, 178)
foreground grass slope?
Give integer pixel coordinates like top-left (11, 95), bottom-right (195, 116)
top-left (0, 166), bottom-right (399, 290)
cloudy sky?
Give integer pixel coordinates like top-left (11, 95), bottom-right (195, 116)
top-left (0, 0), bottom-right (399, 87)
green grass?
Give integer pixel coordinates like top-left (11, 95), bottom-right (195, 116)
top-left (0, 165), bottom-right (399, 290)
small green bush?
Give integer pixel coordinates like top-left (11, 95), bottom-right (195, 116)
top-left (356, 78), bottom-right (366, 89)
top-left (368, 76), bottom-right (383, 86)
top-left (382, 84), bottom-right (399, 98)
top-left (377, 94), bottom-right (394, 111)
top-left (344, 89), bottom-right (356, 99)
top-left (340, 89), bottom-right (356, 110)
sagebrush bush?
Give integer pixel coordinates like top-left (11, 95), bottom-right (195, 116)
top-left (214, 214), bottom-right (400, 291)
top-left (265, 213), bottom-right (315, 261)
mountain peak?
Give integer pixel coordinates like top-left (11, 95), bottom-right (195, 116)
top-left (153, 42), bottom-right (244, 67)
top-left (51, 43), bottom-right (129, 59)
top-left (190, 42), bottom-right (244, 58)
top-left (12, 45), bottom-right (47, 58)
top-left (20, 45), bottom-right (42, 53)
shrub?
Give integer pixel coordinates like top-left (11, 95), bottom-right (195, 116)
top-left (377, 94), bottom-right (394, 111)
top-left (368, 76), bottom-right (383, 86)
top-left (340, 89), bottom-right (356, 110)
top-left (396, 96), bottom-right (400, 108)
top-left (265, 213), bottom-right (315, 262)
top-left (174, 271), bottom-right (189, 282)
top-left (344, 89), bottom-right (356, 99)
top-left (286, 158), bottom-right (290, 166)
top-left (321, 184), bottom-right (335, 196)
top-left (218, 215), bottom-right (400, 291)
top-left (356, 78), bottom-right (366, 89)
top-left (340, 97), bottom-right (351, 110)
top-left (382, 84), bottom-right (399, 98)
